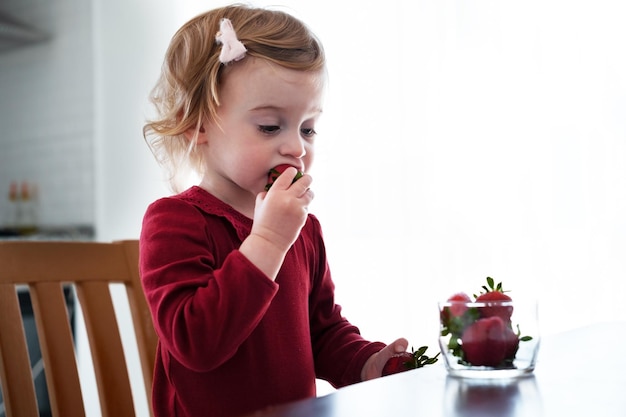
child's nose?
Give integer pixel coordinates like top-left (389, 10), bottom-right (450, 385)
top-left (280, 132), bottom-right (307, 158)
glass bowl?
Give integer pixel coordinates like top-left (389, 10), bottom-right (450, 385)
top-left (438, 299), bottom-right (540, 378)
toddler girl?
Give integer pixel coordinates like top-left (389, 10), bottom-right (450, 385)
top-left (141, 4), bottom-right (407, 417)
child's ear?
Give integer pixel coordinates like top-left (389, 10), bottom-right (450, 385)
top-left (183, 123), bottom-right (209, 144)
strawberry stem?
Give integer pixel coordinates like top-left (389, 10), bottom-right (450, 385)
top-left (474, 276), bottom-right (508, 298)
top-left (410, 346), bottom-right (440, 369)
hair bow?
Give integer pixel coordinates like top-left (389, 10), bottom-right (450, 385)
top-left (215, 18), bottom-right (247, 64)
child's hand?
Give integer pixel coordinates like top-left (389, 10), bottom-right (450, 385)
top-left (241, 167), bottom-right (313, 279)
top-left (253, 167), bottom-right (313, 250)
top-left (361, 338), bottom-right (409, 381)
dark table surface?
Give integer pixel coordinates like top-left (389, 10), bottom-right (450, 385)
top-left (246, 321), bottom-right (626, 417)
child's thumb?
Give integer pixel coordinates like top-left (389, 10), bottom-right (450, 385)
top-left (391, 337), bottom-right (409, 353)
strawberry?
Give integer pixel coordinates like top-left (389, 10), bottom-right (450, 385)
top-left (503, 326), bottom-right (520, 360)
top-left (476, 291), bottom-right (512, 303)
top-left (381, 346), bottom-right (440, 376)
top-left (382, 352), bottom-right (415, 376)
top-left (461, 316), bottom-right (511, 367)
top-left (447, 292), bottom-right (472, 317)
top-left (440, 292), bottom-right (472, 329)
top-left (475, 277), bottom-right (513, 323)
top-left (264, 164), bottom-right (304, 191)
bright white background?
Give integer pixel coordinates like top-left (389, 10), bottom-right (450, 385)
top-left (90, 0), bottom-right (626, 412)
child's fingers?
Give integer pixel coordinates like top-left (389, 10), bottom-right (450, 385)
top-left (292, 174), bottom-right (313, 198)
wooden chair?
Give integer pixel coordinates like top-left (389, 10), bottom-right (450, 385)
top-left (0, 240), bottom-right (157, 417)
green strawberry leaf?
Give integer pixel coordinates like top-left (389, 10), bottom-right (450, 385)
top-left (409, 346), bottom-right (440, 369)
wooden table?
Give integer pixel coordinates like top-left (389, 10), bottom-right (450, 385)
top-left (246, 321), bottom-right (626, 416)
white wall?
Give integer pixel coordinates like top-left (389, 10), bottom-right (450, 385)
top-left (92, 1), bottom-right (174, 242)
top-left (0, 0), bottom-right (94, 227)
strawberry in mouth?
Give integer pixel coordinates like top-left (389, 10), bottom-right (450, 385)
top-left (264, 164), bottom-right (304, 191)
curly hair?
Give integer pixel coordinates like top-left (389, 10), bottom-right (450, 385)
top-left (143, 4), bottom-right (326, 191)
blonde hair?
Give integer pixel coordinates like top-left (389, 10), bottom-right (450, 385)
top-left (143, 4), bottom-right (326, 192)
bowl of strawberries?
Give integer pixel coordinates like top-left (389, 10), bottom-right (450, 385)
top-left (439, 277), bottom-right (540, 378)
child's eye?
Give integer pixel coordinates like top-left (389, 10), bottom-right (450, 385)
top-left (301, 127), bottom-right (317, 138)
top-left (259, 125), bottom-right (280, 134)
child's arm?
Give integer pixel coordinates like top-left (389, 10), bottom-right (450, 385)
top-left (240, 167), bottom-right (313, 280)
top-left (140, 199), bottom-right (281, 371)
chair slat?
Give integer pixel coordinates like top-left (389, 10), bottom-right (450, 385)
top-left (0, 284), bottom-right (39, 417)
top-left (29, 282), bottom-right (85, 417)
top-left (76, 281), bottom-right (135, 416)
top-left (121, 239), bottom-right (157, 406)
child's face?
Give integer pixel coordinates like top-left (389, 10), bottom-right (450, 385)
top-left (201, 56), bottom-right (324, 207)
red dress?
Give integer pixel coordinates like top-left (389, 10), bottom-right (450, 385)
top-left (140, 186), bottom-right (385, 417)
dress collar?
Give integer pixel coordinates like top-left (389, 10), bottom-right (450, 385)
top-left (177, 186), bottom-right (253, 241)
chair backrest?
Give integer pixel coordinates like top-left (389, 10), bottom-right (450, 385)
top-left (0, 240), bottom-right (157, 417)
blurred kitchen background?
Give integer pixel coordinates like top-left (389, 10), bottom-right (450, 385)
top-left (1, 0), bottom-right (625, 414)
top-left (0, 0), bottom-right (172, 241)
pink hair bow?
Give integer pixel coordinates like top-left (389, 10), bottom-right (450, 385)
top-left (215, 18), bottom-right (247, 64)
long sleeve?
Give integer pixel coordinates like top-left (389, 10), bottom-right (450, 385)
top-left (140, 197), bottom-right (279, 371)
